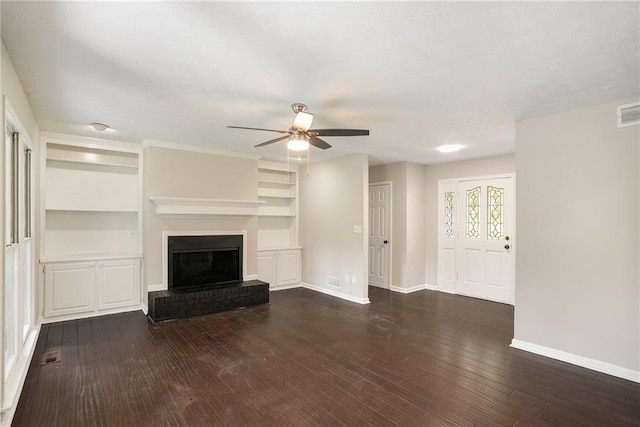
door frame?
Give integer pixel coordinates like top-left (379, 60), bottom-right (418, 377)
top-left (437, 173), bottom-right (516, 305)
top-left (368, 181), bottom-right (392, 289)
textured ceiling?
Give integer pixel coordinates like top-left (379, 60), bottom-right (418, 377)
top-left (1, 1), bottom-right (638, 165)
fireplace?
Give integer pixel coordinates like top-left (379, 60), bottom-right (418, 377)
top-left (168, 234), bottom-right (243, 291)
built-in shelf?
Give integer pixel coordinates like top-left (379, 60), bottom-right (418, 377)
top-left (45, 208), bottom-right (138, 213)
top-left (41, 137), bottom-right (143, 322)
top-left (149, 196), bottom-right (265, 218)
top-left (257, 179), bottom-right (295, 186)
top-left (47, 143), bottom-right (138, 168)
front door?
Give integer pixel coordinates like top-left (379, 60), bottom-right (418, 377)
top-left (368, 183), bottom-right (390, 288)
top-left (456, 177), bottom-right (514, 303)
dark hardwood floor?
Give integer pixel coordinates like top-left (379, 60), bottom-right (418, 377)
top-left (13, 287), bottom-right (640, 426)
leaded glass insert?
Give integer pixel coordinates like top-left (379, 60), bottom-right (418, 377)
top-left (487, 186), bottom-right (504, 240)
top-left (466, 186), bottom-right (480, 239)
top-left (444, 192), bottom-right (454, 239)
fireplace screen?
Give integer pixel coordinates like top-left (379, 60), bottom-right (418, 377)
top-left (168, 235), bottom-right (243, 290)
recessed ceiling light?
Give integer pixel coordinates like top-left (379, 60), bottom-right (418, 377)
top-left (436, 144), bottom-right (463, 153)
top-left (91, 122), bottom-right (109, 132)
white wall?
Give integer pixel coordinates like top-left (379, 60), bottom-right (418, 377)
top-left (424, 154), bottom-right (515, 285)
top-left (514, 99), bottom-right (639, 378)
top-left (142, 145), bottom-right (259, 294)
top-left (299, 154), bottom-right (369, 303)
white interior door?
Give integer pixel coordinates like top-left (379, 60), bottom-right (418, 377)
top-left (368, 183), bottom-right (390, 288)
top-left (456, 177), bottom-right (514, 303)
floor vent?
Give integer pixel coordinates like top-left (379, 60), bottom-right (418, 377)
top-left (617, 102), bottom-right (640, 127)
top-left (40, 350), bottom-right (61, 366)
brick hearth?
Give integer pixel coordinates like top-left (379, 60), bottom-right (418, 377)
top-left (147, 280), bottom-right (269, 321)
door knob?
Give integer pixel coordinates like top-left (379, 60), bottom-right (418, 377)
top-left (383, 240), bottom-right (388, 244)
top-left (504, 244), bottom-right (510, 250)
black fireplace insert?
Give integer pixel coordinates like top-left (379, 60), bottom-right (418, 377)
top-left (168, 235), bottom-right (243, 291)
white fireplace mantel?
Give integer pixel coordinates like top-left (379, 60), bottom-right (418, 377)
top-left (149, 196), bottom-right (265, 218)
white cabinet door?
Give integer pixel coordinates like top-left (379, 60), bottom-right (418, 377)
top-left (44, 262), bottom-right (96, 317)
top-left (97, 259), bottom-right (140, 310)
top-left (257, 251), bottom-right (276, 288)
top-left (276, 250), bottom-right (301, 286)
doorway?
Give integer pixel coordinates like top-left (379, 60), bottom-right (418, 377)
top-left (437, 175), bottom-right (515, 304)
top-left (368, 182), bottom-right (391, 289)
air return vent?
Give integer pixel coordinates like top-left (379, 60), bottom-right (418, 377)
top-left (617, 102), bottom-right (640, 127)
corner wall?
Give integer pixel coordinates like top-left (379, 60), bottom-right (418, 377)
top-left (299, 154), bottom-right (369, 303)
top-left (514, 99), bottom-right (639, 379)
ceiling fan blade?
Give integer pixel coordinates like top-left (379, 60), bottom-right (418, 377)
top-left (254, 135), bottom-right (290, 147)
top-left (228, 126), bottom-right (289, 134)
top-left (309, 136), bottom-right (332, 150)
top-left (309, 129), bottom-right (369, 137)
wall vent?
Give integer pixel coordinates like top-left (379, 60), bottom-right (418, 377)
top-left (617, 102), bottom-right (640, 127)
top-left (326, 275), bottom-right (341, 288)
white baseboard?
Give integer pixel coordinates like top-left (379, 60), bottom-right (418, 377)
top-left (245, 274), bottom-right (258, 281)
top-left (300, 282), bottom-right (370, 304)
top-left (390, 284), bottom-right (428, 294)
top-left (510, 339), bottom-right (640, 383)
top-left (269, 283), bottom-right (301, 291)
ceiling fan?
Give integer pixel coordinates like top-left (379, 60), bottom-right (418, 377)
top-left (227, 103), bottom-right (369, 151)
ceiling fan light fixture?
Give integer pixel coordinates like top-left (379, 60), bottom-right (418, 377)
top-left (287, 133), bottom-right (309, 151)
top-left (293, 111), bottom-right (313, 132)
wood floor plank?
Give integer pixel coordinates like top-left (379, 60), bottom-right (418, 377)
top-left (13, 287), bottom-right (640, 426)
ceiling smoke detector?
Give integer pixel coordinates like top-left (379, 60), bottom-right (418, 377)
top-left (91, 122), bottom-right (109, 132)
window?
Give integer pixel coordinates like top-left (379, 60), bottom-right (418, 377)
top-left (466, 186), bottom-right (480, 239)
top-left (444, 191), bottom-right (454, 239)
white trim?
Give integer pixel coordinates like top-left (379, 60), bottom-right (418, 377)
top-left (39, 305), bottom-right (142, 324)
top-left (390, 284), bottom-right (427, 294)
top-left (245, 274), bottom-right (258, 281)
top-left (161, 230), bottom-right (248, 291)
top-left (148, 283), bottom-right (165, 292)
top-left (142, 138), bottom-right (261, 160)
top-left (300, 282), bottom-right (370, 304)
top-left (150, 196), bottom-right (264, 218)
top-left (510, 339), bottom-right (640, 383)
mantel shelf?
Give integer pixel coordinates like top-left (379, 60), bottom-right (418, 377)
top-left (149, 196), bottom-right (265, 218)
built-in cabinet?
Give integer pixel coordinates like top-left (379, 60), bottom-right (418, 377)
top-left (257, 161), bottom-right (302, 288)
top-left (40, 135), bottom-right (143, 321)
top-left (257, 248), bottom-right (301, 289)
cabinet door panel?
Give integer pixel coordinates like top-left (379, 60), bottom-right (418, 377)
top-left (257, 252), bottom-right (276, 289)
top-left (277, 250), bottom-right (301, 286)
top-left (97, 260), bottom-right (140, 310)
top-left (44, 262), bottom-right (95, 317)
